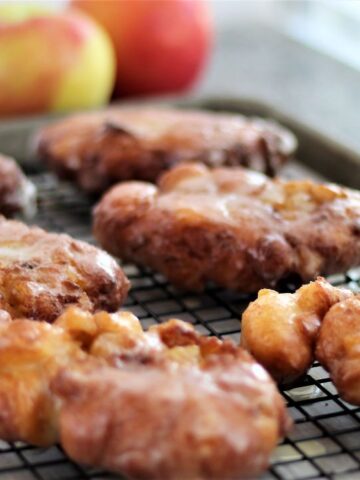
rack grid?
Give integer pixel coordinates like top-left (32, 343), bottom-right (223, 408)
top-left (1, 170), bottom-right (359, 480)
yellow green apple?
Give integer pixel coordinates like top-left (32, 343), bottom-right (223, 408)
top-left (0, 4), bottom-right (116, 116)
top-left (72, 0), bottom-right (213, 97)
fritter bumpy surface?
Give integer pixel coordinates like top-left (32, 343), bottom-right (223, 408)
top-left (0, 308), bottom-right (291, 479)
top-left (35, 107), bottom-right (296, 193)
top-left (0, 217), bottom-right (129, 321)
top-left (93, 163), bottom-right (360, 293)
top-left (0, 154), bottom-right (36, 217)
top-left (242, 278), bottom-right (360, 406)
top-left (241, 278), bottom-right (351, 383)
top-left (0, 317), bottom-right (84, 446)
top-left (316, 296), bottom-right (360, 405)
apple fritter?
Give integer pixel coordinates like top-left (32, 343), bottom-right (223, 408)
top-left (0, 217), bottom-right (129, 321)
top-left (93, 163), bottom-right (360, 293)
top-left (35, 106), bottom-right (296, 193)
top-left (241, 278), bottom-right (351, 383)
top-left (0, 307), bottom-right (291, 479)
top-left (0, 154), bottom-right (36, 217)
top-left (316, 296), bottom-right (360, 405)
top-left (242, 278), bottom-right (360, 406)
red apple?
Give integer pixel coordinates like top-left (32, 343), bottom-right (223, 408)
top-left (0, 4), bottom-right (116, 116)
top-left (72, 0), bottom-right (213, 97)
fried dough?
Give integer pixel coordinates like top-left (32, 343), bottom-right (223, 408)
top-left (0, 217), bottom-right (129, 320)
top-left (35, 107), bottom-right (296, 193)
top-left (241, 278), bottom-right (351, 383)
top-left (317, 296), bottom-right (360, 405)
top-left (94, 163), bottom-right (360, 292)
top-left (0, 307), bottom-right (291, 479)
top-left (0, 154), bottom-right (36, 217)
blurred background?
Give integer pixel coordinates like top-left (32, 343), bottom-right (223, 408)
top-left (206, 0), bottom-right (360, 155)
top-left (0, 0), bottom-right (359, 152)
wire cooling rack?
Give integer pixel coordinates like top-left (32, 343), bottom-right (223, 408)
top-left (1, 168), bottom-right (360, 480)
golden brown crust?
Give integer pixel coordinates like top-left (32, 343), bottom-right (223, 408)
top-left (53, 314), bottom-right (290, 480)
top-left (0, 319), bottom-right (84, 446)
top-left (0, 217), bottom-right (129, 321)
top-left (0, 307), bottom-right (291, 479)
top-left (241, 278), bottom-right (351, 383)
top-left (0, 154), bottom-right (36, 217)
top-left (0, 308), bottom-right (144, 447)
top-left (93, 163), bottom-right (360, 293)
top-left (316, 296), bottom-right (360, 405)
top-left (35, 107), bottom-right (296, 193)
top-left (242, 278), bottom-right (360, 406)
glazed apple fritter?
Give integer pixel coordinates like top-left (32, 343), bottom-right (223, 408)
top-left (241, 278), bottom-right (351, 384)
top-left (35, 106), bottom-right (296, 193)
top-left (93, 163), bottom-right (360, 293)
top-left (316, 295), bottom-right (360, 405)
top-left (0, 154), bottom-right (36, 217)
top-left (0, 217), bottom-right (129, 321)
top-left (0, 307), bottom-right (291, 480)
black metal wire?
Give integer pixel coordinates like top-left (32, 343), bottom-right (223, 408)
top-left (0, 172), bottom-right (358, 480)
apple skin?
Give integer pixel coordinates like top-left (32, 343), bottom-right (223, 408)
top-left (72, 0), bottom-right (213, 97)
top-left (0, 7), bottom-right (116, 116)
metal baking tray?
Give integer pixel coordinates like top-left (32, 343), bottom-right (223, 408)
top-left (0, 98), bottom-right (359, 480)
